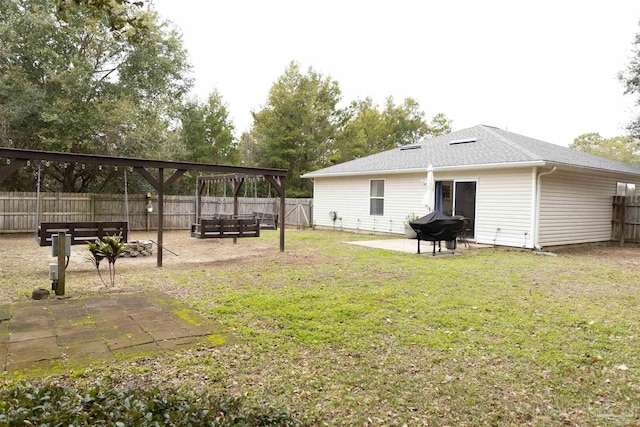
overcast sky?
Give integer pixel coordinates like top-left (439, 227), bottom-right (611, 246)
top-left (151, 0), bottom-right (640, 147)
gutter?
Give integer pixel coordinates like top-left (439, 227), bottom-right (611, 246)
top-left (533, 166), bottom-right (557, 250)
top-left (302, 160), bottom-right (547, 179)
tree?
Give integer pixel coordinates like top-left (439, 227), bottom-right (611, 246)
top-left (251, 61), bottom-right (342, 197)
top-left (238, 131), bottom-right (260, 167)
top-left (332, 98), bottom-right (385, 162)
top-left (0, 0), bottom-right (191, 192)
top-left (173, 90), bottom-right (239, 196)
top-left (570, 132), bottom-right (640, 166)
top-left (620, 21), bottom-right (640, 139)
top-left (56, 0), bottom-right (152, 41)
top-left (383, 97), bottom-right (431, 146)
top-left (429, 112), bottom-right (453, 137)
top-left (332, 97), bottom-right (452, 163)
top-left (180, 90), bottom-right (238, 165)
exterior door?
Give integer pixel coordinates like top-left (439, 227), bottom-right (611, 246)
top-left (454, 181), bottom-right (476, 238)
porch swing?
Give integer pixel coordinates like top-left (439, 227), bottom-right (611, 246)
top-left (190, 173), bottom-right (260, 239)
top-left (37, 163), bottom-right (129, 246)
top-left (252, 177), bottom-right (279, 230)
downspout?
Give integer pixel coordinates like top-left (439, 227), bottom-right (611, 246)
top-left (533, 166), bottom-right (557, 250)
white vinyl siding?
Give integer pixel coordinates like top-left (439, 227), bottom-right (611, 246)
top-left (312, 173), bottom-right (428, 234)
top-left (476, 170), bottom-right (533, 248)
top-left (311, 166), bottom-right (640, 248)
top-left (312, 168), bottom-right (535, 245)
top-left (438, 168), bottom-right (534, 248)
top-left (536, 169), bottom-right (639, 247)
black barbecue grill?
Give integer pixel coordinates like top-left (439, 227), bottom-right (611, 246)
top-left (409, 212), bottom-right (465, 255)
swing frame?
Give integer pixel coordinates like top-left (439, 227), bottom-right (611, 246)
top-left (34, 165), bottom-right (132, 246)
top-left (192, 173), bottom-right (280, 239)
top-left (0, 147), bottom-right (287, 267)
top-left (252, 178), bottom-right (278, 230)
top-left (194, 175), bottom-right (280, 231)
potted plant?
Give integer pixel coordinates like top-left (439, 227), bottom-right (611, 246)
top-left (404, 214), bottom-right (418, 239)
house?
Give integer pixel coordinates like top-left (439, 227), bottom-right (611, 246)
top-left (302, 125), bottom-right (640, 249)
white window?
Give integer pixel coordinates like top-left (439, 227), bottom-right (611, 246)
top-left (616, 182), bottom-right (636, 197)
top-left (627, 184), bottom-right (636, 197)
top-left (370, 180), bottom-right (384, 216)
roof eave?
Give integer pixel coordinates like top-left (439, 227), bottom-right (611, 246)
top-left (302, 160), bottom-right (548, 178)
top-left (547, 162), bottom-right (640, 178)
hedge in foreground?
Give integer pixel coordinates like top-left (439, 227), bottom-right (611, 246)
top-left (0, 380), bottom-right (302, 426)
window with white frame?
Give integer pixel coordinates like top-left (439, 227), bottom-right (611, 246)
top-left (617, 182), bottom-right (636, 197)
top-left (370, 180), bottom-right (384, 215)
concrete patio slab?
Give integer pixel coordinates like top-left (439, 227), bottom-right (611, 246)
top-left (141, 321), bottom-right (194, 341)
top-left (344, 238), bottom-right (473, 255)
top-left (0, 292), bottom-right (228, 373)
top-left (57, 330), bottom-right (103, 346)
top-left (157, 336), bottom-right (203, 351)
top-left (62, 340), bottom-right (110, 358)
top-left (54, 319), bottom-right (96, 335)
top-left (10, 316), bottom-right (53, 330)
top-left (50, 307), bottom-right (89, 320)
top-left (0, 306), bottom-right (10, 322)
top-left (0, 323), bottom-right (8, 343)
top-left (9, 328), bottom-right (56, 343)
top-left (7, 336), bottom-right (61, 369)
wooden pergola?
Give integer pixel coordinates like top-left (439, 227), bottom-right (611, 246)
top-left (0, 147), bottom-right (287, 267)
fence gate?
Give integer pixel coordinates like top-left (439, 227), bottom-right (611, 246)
top-left (611, 195), bottom-right (640, 245)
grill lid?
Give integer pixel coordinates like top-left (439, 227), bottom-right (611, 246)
top-left (409, 212), bottom-right (465, 241)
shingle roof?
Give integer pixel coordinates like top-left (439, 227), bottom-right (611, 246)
top-left (302, 125), bottom-right (640, 177)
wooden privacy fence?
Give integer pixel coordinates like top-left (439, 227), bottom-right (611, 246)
top-left (0, 192), bottom-right (313, 233)
top-left (611, 195), bottom-right (640, 245)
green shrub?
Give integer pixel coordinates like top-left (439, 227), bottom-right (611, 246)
top-left (87, 234), bottom-right (128, 287)
top-left (0, 379), bottom-right (302, 426)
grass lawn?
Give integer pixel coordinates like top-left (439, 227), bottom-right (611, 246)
top-left (2, 229), bottom-right (640, 425)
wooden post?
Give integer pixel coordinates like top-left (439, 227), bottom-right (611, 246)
top-left (56, 232), bottom-right (66, 296)
top-left (197, 179), bottom-right (204, 224)
top-left (90, 193), bottom-right (95, 221)
top-left (620, 196), bottom-right (626, 247)
top-left (133, 166), bottom-right (185, 268)
top-left (279, 183), bottom-right (285, 252)
top-left (146, 192), bottom-right (151, 231)
top-left (157, 168), bottom-right (164, 267)
top-left (38, 191), bottom-right (44, 225)
top-left (231, 178), bottom-right (243, 245)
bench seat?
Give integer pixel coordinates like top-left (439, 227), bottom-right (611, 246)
top-left (253, 212), bottom-right (278, 230)
top-left (190, 218), bottom-right (260, 239)
top-left (38, 221), bottom-right (128, 246)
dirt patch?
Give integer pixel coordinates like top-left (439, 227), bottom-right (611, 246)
top-left (0, 231), bottom-right (286, 303)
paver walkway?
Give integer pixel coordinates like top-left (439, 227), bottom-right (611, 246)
top-left (0, 292), bottom-right (226, 373)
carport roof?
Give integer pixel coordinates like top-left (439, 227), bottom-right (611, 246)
top-left (303, 125), bottom-right (640, 178)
